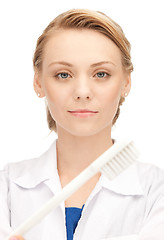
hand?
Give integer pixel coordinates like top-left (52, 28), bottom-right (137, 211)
top-left (9, 236), bottom-right (24, 240)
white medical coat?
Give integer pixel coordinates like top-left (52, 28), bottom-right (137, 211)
top-left (0, 140), bottom-right (164, 240)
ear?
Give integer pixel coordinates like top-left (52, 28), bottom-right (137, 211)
top-left (33, 71), bottom-right (45, 98)
top-left (121, 73), bottom-right (131, 97)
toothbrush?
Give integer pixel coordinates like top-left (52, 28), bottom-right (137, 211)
top-left (6, 139), bottom-right (139, 239)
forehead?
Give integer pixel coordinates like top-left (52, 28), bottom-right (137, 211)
top-left (43, 29), bottom-right (122, 67)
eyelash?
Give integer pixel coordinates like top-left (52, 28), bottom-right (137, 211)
top-left (55, 72), bottom-right (71, 79)
top-left (95, 72), bottom-right (111, 79)
top-left (54, 71), bottom-right (111, 80)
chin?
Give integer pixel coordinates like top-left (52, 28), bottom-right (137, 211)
top-left (58, 123), bottom-right (111, 138)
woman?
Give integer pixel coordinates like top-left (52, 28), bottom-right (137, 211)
top-left (1, 9), bottom-right (164, 240)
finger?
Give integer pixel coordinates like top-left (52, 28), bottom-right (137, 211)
top-left (9, 236), bottom-right (24, 240)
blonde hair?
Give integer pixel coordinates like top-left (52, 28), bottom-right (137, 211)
top-left (33, 9), bottom-right (133, 132)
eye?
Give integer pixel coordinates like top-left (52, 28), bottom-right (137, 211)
top-left (96, 72), bottom-right (110, 79)
top-left (55, 72), bottom-right (71, 79)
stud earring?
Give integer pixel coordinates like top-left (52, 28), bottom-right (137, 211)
top-left (124, 92), bottom-right (128, 97)
top-left (37, 93), bottom-right (41, 97)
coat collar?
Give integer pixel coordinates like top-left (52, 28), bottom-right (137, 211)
top-left (12, 141), bottom-right (59, 190)
top-left (100, 162), bottom-right (144, 196)
top-left (12, 140), bottom-right (144, 196)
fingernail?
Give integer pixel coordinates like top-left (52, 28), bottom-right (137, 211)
top-left (9, 237), bottom-right (18, 240)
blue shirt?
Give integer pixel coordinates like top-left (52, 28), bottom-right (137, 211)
top-left (65, 205), bottom-right (84, 240)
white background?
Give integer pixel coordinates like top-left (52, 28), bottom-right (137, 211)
top-left (0, 0), bottom-right (164, 170)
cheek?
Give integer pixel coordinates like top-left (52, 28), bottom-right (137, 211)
top-left (46, 94), bottom-right (64, 125)
top-left (43, 82), bottom-right (70, 123)
top-left (43, 80), bottom-right (67, 105)
top-left (100, 81), bottom-right (122, 108)
top-left (46, 91), bottom-right (63, 117)
top-left (99, 81), bottom-right (122, 123)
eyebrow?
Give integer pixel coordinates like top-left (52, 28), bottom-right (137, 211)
top-left (48, 60), bottom-right (117, 68)
top-left (91, 61), bottom-right (117, 67)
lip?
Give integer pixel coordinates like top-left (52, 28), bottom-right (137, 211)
top-left (68, 109), bottom-right (98, 118)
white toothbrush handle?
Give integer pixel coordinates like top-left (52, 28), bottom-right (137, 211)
top-left (6, 163), bottom-right (97, 239)
top-left (6, 140), bottom-right (135, 239)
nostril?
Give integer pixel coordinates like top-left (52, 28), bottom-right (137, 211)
top-left (73, 94), bottom-right (92, 101)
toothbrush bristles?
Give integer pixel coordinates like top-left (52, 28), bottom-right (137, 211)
top-left (101, 142), bottom-right (138, 180)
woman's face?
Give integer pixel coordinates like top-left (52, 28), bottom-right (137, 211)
top-left (34, 29), bottom-right (131, 137)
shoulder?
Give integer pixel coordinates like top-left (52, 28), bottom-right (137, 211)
top-left (136, 160), bottom-right (164, 181)
top-left (136, 161), bottom-right (164, 197)
top-left (1, 140), bottom-right (57, 181)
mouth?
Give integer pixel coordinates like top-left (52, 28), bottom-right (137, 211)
top-left (68, 109), bottom-right (99, 118)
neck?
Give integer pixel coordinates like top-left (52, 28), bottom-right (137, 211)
top-left (56, 127), bottom-right (113, 179)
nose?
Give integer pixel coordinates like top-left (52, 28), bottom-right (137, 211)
top-left (73, 77), bottom-right (93, 101)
